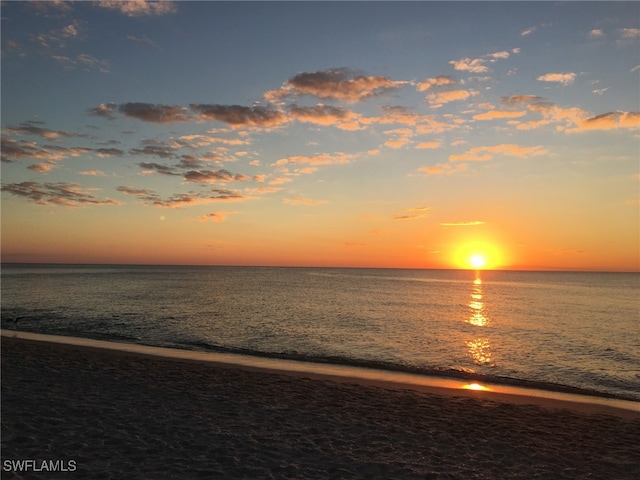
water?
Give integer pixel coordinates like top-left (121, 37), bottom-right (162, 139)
top-left (2, 264), bottom-right (639, 400)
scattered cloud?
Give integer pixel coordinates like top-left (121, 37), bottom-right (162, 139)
top-left (89, 103), bottom-right (117, 120)
top-left (589, 29), bottom-right (604, 38)
top-left (473, 110), bottom-right (527, 121)
top-left (79, 170), bottom-right (107, 176)
top-left (619, 28), bottom-right (640, 39)
top-left (196, 211), bottom-right (238, 223)
top-left (4, 122), bottom-right (86, 140)
top-left (183, 169), bottom-right (251, 184)
top-left (449, 50), bottom-right (513, 74)
top-left (416, 162), bottom-right (467, 176)
top-left (592, 87), bottom-right (610, 95)
top-left (1, 182), bottom-right (120, 207)
top-left (415, 141), bottom-right (441, 149)
top-left (190, 104), bottom-right (287, 128)
top-left (97, 1), bottom-right (177, 17)
top-left (126, 35), bottom-right (159, 48)
top-left (117, 186), bottom-right (246, 208)
top-left (501, 95), bottom-right (545, 106)
top-left (536, 72), bottom-right (576, 86)
top-left (416, 76), bottom-right (458, 92)
top-left (288, 104), bottom-right (362, 130)
top-left (264, 68), bottom-right (408, 104)
top-left (426, 89), bottom-right (478, 108)
top-left (120, 103), bottom-right (191, 123)
top-left (521, 26), bottom-right (536, 37)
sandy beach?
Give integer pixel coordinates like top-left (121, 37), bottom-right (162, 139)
top-left (2, 336), bottom-right (639, 480)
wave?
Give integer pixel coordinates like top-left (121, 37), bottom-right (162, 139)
top-left (168, 338), bottom-right (637, 402)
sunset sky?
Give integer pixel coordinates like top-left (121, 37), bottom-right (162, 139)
top-left (1, 1), bottom-right (639, 271)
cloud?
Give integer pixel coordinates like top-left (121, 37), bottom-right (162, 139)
top-left (52, 54), bottom-right (110, 73)
top-left (273, 151), bottom-right (359, 167)
top-left (449, 144), bottom-right (548, 162)
top-left (415, 141), bottom-right (441, 149)
top-left (500, 95), bottom-right (545, 106)
top-left (283, 196), bottom-right (327, 206)
top-left (1, 182), bottom-right (120, 207)
top-left (5, 122), bottom-right (87, 140)
top-left (89, 103), bottom-right (117, 120)
top-left (589, 29), bottom-right (604, 38)
top-left (265, 68), bottom-right (407, 103)
top-left (126, 35), bottom-right (159, 48)
top-left (383, 128), bottom-right (413, 149)
top-left (425, 89), bottom-right (478, 108)
top-left (521, 26), bottom-right (536, 36)
top-left (393, 206), bottom-right (430, 220)
top-left (138, 162), bottom-right (181, 176)
top-left (416, 162), bottom-right (467, 176)
top-left (183, 169), bottom-right (251, 184)
top-left (95, 148), bottom-right (124, 157)
top-left (190, 104), bottom-right (287, 128)
top-left (416, 76), bottom-right (457, 92)
top-left (288, 104), bottom-right (362, 130)
top-left (449, 51), bottom-right (512, 74)
top-left (117, 186), bottom-right (246, 208)
top-left (440, 221), bottom-right (485, 227)
top-left (536, 72), bottom-right (576, 85)
top-left (119, 103), bottom-right (191, 123)
top-left (592, 87), bottom-right (610, 95)
top-left (620, 28), bottom-right (640, 39)
top-left (0, 139), bottom-right (89, 163)
top-left (196, 211), bottom-right (238, 223)
top-left (131, 145), bottom-right (176, 159)
top-left (97, 1), bottom-right (177, 16)
top-left (573, 111), bottom-right (640, 132)
top-left (449, 57), bottom-right (489, 73)
top-left (79, 170), bottom-right (106, 176)
top-left (473, 110), bottom-right (527, 121)
top-left (630, 65), bottom-right (640, 73)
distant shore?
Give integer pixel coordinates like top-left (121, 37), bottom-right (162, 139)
top-left (2, 334), bottom-right (640, 479)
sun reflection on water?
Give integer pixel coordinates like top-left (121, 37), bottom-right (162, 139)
top-left (466, 271), bottom-right (493, 366)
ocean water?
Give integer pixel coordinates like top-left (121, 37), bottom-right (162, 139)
top-left (1, 264), bottom-right (639, 400)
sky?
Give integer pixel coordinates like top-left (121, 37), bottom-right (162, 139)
top-left (1, 1), bottom-right (639, 271)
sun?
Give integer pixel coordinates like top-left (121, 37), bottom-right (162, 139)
top-left (450, 240), bottom-right (506, 270)
top-left (469, 254), bottom-right (487, 269)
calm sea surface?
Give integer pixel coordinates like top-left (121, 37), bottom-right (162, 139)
top-left (1, 264), bottom-right (639, 400)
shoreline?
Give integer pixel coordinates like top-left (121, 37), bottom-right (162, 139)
top-left (2, 329), bottom-right (639, 417)
top-left (3, 333), bottom-right (640, 479)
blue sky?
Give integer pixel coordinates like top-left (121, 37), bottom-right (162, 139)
top-left (1, 1), bottom-right (639, 270)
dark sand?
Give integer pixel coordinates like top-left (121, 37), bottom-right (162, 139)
top-left (2, 336), bottom-right (639, 479)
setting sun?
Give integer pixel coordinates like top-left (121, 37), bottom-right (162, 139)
top-left (469, 254), bottom-right (487, 269)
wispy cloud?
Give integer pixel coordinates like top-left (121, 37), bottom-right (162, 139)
top-left (440, 221), bottom-right (485, 227)
top-left (416, 162), bottom-right (467, 176)
top-left (288, 104), bottom-right (362, 130)
top-left (449, 144), bottom-right (548, 162)
top-left (196, 211), bottom-right (238, 222)
top-left (117, 186), bottom-right (246, 208)
top-left (283, 196), bottom-right (327, 206)
top-left (1, 182), bottom-right (120, 207)
top-left (449, 50), bottom-right (514, 74)
top-left (393, 206), bottom-right (430, 220)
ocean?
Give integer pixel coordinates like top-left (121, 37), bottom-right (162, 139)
top-left (1, 264), bottom-right (639, 401)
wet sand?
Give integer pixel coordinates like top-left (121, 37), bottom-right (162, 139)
top-left (2, 336), bottom-right (639, 479)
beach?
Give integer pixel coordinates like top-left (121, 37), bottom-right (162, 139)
top-left (2, 336), bottom-right (639, 480)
